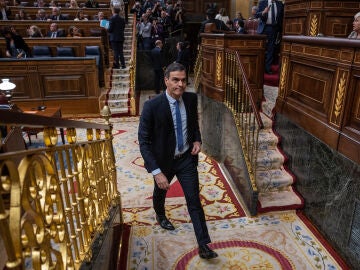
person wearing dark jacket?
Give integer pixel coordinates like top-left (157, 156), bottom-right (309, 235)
top-left (198, 8), bottom-right (230, 34)
top-left (108, 6), bottom-right (126, 69)
top-left (138, 62), bottom-right (218, 260)
top-left (150, 39), bottom-right (165, 93)
top-left (2, 27), bottom-right (30, 58)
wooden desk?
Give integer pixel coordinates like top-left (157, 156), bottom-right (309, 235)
top-left (21, 106), bottom-right (65, 145)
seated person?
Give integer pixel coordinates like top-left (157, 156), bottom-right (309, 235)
top-left (48, 7), bottom-right (68, 20)
top-left (67, 25), bottom-right (83, 37)
top-left (15, 9), bottom-right (32, 20)
top-left (68, 0), bottom-right (79, 8)
top-left (94, 11), bottom-right (105, 21)
top-left (348, 12), bottom-right (360, 39)
top-left (85, 0), bottom-right (99, 8)
top-left (27, 25), bottom-right (43, 37)
top-left (36, 9), bottom-right (48, 21)
top-left (74, 10), bottom-right (88, 21)
top-left (36, 0), bottom-right (49, 7)
top-left (46, 22), bottom-right (65, 37)
top-left (2, 26), bottom-right (30, 58)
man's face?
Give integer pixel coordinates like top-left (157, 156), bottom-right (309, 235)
top-left (165, 70), bottom-right (186, 100)
top-left (50, 23), bottom-right (57, 31)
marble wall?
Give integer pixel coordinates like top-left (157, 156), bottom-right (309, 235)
top-left (199, 94), bottom-right (258, 215)
top-left (274, 113), bottom-right (360, 269)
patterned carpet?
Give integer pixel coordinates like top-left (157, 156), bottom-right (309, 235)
top-left (97, 117), bottom-right (348, 270)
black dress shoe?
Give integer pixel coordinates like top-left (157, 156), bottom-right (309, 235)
top-left (199, 244), bottom-right (218, 259)
top-left (156, 215), bottom-right (175, 230)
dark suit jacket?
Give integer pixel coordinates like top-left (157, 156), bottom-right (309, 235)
top-left (150, 46), bottom-right (164, 70)
top-left (108, 14), bottom-right (125, 42)
top-left (48, 14), bottom-right (68, 20)
top-left (256, 0), bottom-right (284, 34)
top-left (46, 30), bottom-right (65, 37)
top-left (138, 92), bottom-right (201, 174)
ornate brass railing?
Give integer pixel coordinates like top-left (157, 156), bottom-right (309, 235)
top-left (223, 50), bottom-right (264, 192)
top-left (193, 45), bottom-right (202, 91)
top-left (129, 13), bottom-right (137, 116)
top-left (0, 108), bottom-right (121, 269)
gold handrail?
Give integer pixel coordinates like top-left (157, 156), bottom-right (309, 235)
top-left (129, 13), bottom-right (137, 116)
top-left (223, 50), bottom-right (264, 192)
top-left (193, 45), bottom-right (202, 91)
top-left (0, 109), bottom-right (120, 269)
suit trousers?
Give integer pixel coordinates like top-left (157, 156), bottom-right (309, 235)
top-left (111, 41), bottom-right (125, 67)
top-left (263, 25), bottom-right (278, 73)
top-left (153, 151), bottom-right (211, 246)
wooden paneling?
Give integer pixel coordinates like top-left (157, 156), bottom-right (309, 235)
top-left (283, 0), bottom-right (360, 37)
top-left (200, 33), bottom-right (266, 104)
top-left (0, 58), bottom-right (100, 114)
top-left (277, 36), bottom-right (360, 163)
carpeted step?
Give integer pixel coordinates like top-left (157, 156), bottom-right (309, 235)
top-left (258, 129), bottom-right (278, 150)
top-left (257, 187), bottom-right (303, 212)
top-left (256, 148), bottom-right (285, 170)
top-left (256, 167), bottom-right (294, 192)
top-left (108, 89), bottom-right (129, 100)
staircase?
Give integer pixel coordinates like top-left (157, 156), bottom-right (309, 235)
top-left (104, 16), bottom-right (134, 116)
top-left (255, 69), bottom-right (304, 213)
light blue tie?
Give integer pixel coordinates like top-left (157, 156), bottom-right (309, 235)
top-left (175, 100), bottom-right (184, 152)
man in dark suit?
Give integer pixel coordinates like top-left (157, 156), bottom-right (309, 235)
top-left (108, 6), bottom-right (126, 69)
top-left (150, 39), bottom-right (165, 94)
top-left (46, 22), bottom-right (65, 38)
top-left (256, 0), bottom-right (284, 74)
top-left (138, 62), bottom-right (218, 260)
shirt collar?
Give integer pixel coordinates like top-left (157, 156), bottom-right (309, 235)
top-left (165, 91), bottom-right (182, 104)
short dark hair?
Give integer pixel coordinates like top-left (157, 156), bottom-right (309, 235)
top-left (113, 7), bottom-right (120, 14)
top-left (164, 62), bottom-right (186, 78)
top-left (206, 8), bottom-right (216, 19)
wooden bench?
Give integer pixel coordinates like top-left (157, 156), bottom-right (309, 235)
top-left (8, 6), bottom-right (112, 20)
top-left (0, 57), bottom-right (101, 115)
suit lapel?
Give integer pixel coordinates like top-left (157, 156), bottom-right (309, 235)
top-left (160, 92), bottom-right (174, 129)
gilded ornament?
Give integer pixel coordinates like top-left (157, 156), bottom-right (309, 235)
top-left (333, 72), bottom-right (346, 120)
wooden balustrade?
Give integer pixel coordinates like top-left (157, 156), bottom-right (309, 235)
top-left (277, 35), bottom-right (360, 164)
top-left (0, 57), bottom-right (101, 115)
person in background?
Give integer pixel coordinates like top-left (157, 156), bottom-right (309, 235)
top-left (348, 12), bottom-right (360, 39)
top-left (137, 13), bottom-right (152, 50)
top-left (226, 19), bottom-right (235, 31)
top-left (256, 0), bottom-right (284, 74)
top-left (108, 6), bottom-right (126, 69)
top-left (2, 26), bottom-right (30, 58)
top-left (150, 39), bottom-right (165, 94)
top-left (27, 25), bottom-right (43, 37)
top-left (74, 9), bottom-right (88, 21)
top-left (138, 62), bottom-right (219, 260)
top-left (0, 0), bottom-right (11, 20)
top-left (68, 0), bottom-right (79, 9)
top-left (233, 11), bottom-right (245, 26)
top-left (95, 11), bottom-right (105, 21)
top-left (36, 9), bottom-right (48, 21)
top-left (245, 6), bottom-right (260, 34)
top-left (199, 8), bottom-right (230, 34)
top-left (151, 16), bottom-right (164, 44)
top-left (215, 7), bottom-right (229, 25)
top-left (130, 1), bottom-right (143, 21)
top-left (36, 0), bottom-right (49, 7)
top-left (175, 41), bottom-right (190, 84)
top-left (67, 25), bottom-right (82, 37)
top-left (85, 0), bottom-right (99, 8)
top-left (15, 9), bottom-right (31, 20)
top-left (46, 22), bottom-right (65, 37)
top-left (48, 7), bottom-right (68, 20)
top-left (234, 19), bottom-right (245, 33)
top-left (123, 0), bottom-right (129, 23)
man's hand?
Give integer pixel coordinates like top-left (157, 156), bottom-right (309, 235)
top-left (191, 141), bottom-right (201, 155)
top-left (154, 172), bottom-right (170, 190)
